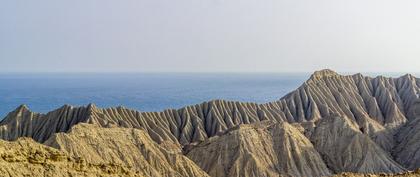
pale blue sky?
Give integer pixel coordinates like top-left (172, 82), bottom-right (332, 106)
top-left (1, 0), bottom-right (420, 73)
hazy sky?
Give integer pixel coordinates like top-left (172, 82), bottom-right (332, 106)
top-left (1, 0), bottom-right (420, 73)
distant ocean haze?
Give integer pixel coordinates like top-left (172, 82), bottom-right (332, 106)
top-left (0, 73), bottom-right (309, 118)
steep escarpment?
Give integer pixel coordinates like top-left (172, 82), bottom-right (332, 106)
top-left (1, 69), bottom-right (420, 176)
top-left (186, 121), bottom-right (331, 177)
top-left (44, 123), bottom-right (209, 177)
top-left (0, 138), bottom-right (141, 177)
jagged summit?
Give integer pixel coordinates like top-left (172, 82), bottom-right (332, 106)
top-left (309, 69), bottom-right (340, 80)
top-left (16, 104), bottom-right (29, 111)
top-left (0, 104), bottom-right (34, 126)
top-left (6, 104), bottom-right (31, 115)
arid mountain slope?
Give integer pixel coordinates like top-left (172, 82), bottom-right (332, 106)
top-left (1, 70), bottom-right (419, 148)
top-left (393, 116), bottom-right (420, 170)
top-left (186, 121), bottom-right (331, 177)
top-left (311, 115), bottom-right (405, 173)
top-left (44, 123), bottom-right (210, 177)
top-left (1, 69), bottom-right (420, 176)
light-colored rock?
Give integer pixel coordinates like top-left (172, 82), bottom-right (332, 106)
top-left (0, 138), bottom-right (141, 177)
top-left (1, 69), bottom-right (420, 176)
top-left (311, 115), bottom-right (406, 174)
top-left (186, 121), bottom-right (331, 177)
top-left (2, 70), bottom-right (419, 149)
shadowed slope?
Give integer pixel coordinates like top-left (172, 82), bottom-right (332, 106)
top-left (394, 108), bottom-right (420, 170)
top-left (311, 115), bottom-right (405, 173)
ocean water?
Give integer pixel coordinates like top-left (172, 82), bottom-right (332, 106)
top-left (0, 73), bottom-right (310, 118)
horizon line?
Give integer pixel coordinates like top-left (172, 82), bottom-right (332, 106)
top-left (0, 70), bottom-right (419, 74)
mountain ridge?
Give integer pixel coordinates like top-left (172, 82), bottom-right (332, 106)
top-left (1, 69), bottom-right (420, 176)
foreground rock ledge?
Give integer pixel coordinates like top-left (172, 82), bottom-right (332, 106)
top-left (333, 169), bottom-right (420, 177)
top-left (0, 137), bottom-right (142, 177)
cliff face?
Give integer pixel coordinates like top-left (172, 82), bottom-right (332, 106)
top-left (1, 69), bottom-right (420, 176)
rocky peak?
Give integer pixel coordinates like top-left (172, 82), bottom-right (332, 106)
top-left (0, 104), bottom-right (33, 125)
top-left (309, 69), bottom-right (340, 80)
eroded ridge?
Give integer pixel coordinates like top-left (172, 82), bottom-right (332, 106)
top-left (1, 69), bottom-right (420, 176)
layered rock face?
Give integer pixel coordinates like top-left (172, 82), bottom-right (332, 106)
top-left (1, 69), bottom-right (420, 176)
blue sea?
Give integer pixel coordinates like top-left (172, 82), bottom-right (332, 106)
top-left (0, 73), bottom-right (310, 118)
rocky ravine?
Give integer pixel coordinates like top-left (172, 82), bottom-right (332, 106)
top-left (1, 69), bottom-right (420, 176)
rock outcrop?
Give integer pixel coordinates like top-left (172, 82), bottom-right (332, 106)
top-left (333, 169), bottom-right (420, 177)
top-left (0, 138), bottom-right (141, 177)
